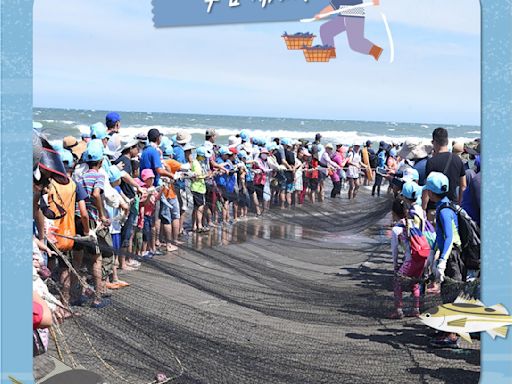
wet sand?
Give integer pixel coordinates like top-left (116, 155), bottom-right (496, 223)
top-left (49, 187), bottom-right (480, 384)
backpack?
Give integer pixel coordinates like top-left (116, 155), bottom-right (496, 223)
top-left (410, 211), bottom-right (436, 248)
top-left (407, 221), bottom-right (431, 262)
top-left (369, 150), bottom-right (378, 168)
top-left (438, 202), bottom-right (481, 270)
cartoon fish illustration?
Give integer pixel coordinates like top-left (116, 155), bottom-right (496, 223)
top-left (419, 295), bottom-right (512, 343)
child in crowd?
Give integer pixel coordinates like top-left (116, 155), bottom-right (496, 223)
top-left (389, 182), bottom-right (428, 319)
top-left (424, 172), bottom-right (464, 349)
top-left (140, 169), bottom-right (157, 259)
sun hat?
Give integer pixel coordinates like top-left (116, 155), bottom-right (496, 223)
top-left (205, 128), bottom-right (217, 138)
top-left (182, 143), bottom-right (196, 151)
top-left (108, 166), bottom-right (122, 184)
top-left (424, 172), bottom-right (449, 195)
top-left (83, 139), bottom-right (105, 162)
top-left (325, 143), bottom-right (334, 150)
top-left (62, 136), bottom-right (87, 159)
top-left (81, 132), bottom-right (91, 139)
top-left (119, 138), bottom-right (140, 153)
top-left (90, 122), bottom-right (109, 140)
top-left (315, 133), bottom-right (322, 141)
top-left (452, 142), bottom-right (464, 155)
top-left (402, 167), bottom-right (420, 182)
top-left (176, 130), bottom-right (192, 145)
top-left (240, 130), bottom-right (250, 142)
top-left (105, 112), bottom-right (121, 128)
top-left (196, 146), bottom-right (213, 158)
top-left (228, 135), bottom-right (242, 147)
top-left (401, 181), bottom-right (422, 201)
top-left (397, 139), bottom-right (417, 160)
top-left (135, 132), bottom-right (148, 142)
top-left (33, 130), bottom-right (69, 185)
top-left (260, 148), bottom-right (270, 155)
top-left (389, 148), bottom-right (397, 157)
top-left (141, 168), bottom-right (155, 181)
top-left (410, 142), bottom-right (433, 159)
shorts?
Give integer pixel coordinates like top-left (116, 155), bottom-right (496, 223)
top-left (308, 178), bottom-right (319, 191)
top-left (160, 196), bottom-right (180, 224)
top-left (112, 233), bottom-right (121, 252)
top-left (286, 182), bottom-right (295, 193)
top-left (277, 172), bottom-right (287, 191)
top-left (206, 185), bottom-right (218, 208)
top-left (121, 205), bottom-right (138, 248)
top-left (175, 187), bottom-right (188, 212)
top-left (246, 181), bottom-right (256, 195)
top-left (143, 215), bottom-right (154, 242)
top-left (238, 191), bottom-right (249, 208)
top-left (227, 190), bottom-right (238, 203)
top-left (74, 216), bottom-right (85, 251)
top-left (192, 191), bottom-right (206, 208)
top-left (254, 184), bottom-right (264, 201)
top-left (318, 172), bottom-right (326, 182)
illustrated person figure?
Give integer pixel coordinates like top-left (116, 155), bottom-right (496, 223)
top-left (315, 0), bottom-right (383, 61)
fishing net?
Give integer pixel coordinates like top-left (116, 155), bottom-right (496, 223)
top-left (45, 190), bottom-right (480, 384)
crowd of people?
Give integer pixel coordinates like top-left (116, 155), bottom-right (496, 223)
top-left (32, 112), bottom-right (481, 376)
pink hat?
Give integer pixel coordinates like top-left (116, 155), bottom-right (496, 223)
top-left (141, 169), bottom-right (155, 181)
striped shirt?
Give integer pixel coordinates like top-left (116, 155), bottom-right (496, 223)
top-left (76, 169), bottom-right (104, 222)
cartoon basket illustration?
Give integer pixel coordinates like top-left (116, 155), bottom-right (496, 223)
top-left (303, 46), bottom-right (336, 62)
top-left (282, 32), bottom-right (316, 50)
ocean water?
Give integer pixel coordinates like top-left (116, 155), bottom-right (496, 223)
top-left (34, 107), bottom-right (481, 145)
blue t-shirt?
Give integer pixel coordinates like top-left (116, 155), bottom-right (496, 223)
top-left (140, 145), bottom-right (162, 187)
top-left (435, 197), bottom-right (460, 261)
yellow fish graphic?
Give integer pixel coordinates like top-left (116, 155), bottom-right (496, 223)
top-left (419, 295), bottom-right (512, 343)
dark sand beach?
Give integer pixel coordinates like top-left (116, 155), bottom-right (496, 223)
top-left (48, 188), bottom-right (480, 384)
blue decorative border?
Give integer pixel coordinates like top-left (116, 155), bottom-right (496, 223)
top-left (0, 1), bottom-right (511, 382)
top-left (0, 0), bottom-right (34, 382)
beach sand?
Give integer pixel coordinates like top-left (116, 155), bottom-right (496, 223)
top-left (48, 188), bottom-right (480, 383)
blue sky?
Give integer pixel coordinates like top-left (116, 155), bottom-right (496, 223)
top-left (33, 0), bottom-right (481, 125)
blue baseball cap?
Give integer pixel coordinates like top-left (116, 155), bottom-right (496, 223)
top-left (83, 139), bottom-right (105, 162)
top-left (240, 130), bottom-right (250, 142)
top-left (196, 146), bottom-right (213, 158)
top-left (237, 150), bottom-right (248, 160)
top-left (281, 138), bottom-right (292, 146)
top-left (402, 167), bottom-right (419, 182)
top-left (90, 122), bottom-right (109, 140)
top-left (105, 112), bottom-right (121, 128)
top-left (58, 149), bottom-right (74, 167)
top-left (424, 171), bottom-right (449, 195)
top-left (401, 181), bottom-right (422, 201)
top-left (108, 165), bottom-right (122, 183)
top-left (266, 143), bottom-right (277, 152)
top-left (219, 146), bottom-right (231, 156)
top-left (160, 136), bottom-right (172, 152)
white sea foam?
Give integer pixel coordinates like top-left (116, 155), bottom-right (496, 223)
top-left (90, 125), bottom-right (479, 146)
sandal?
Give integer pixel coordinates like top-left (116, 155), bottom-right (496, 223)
top-left (106, 282), bottom-right (122, 290)
top-left (112, 280), bottom-right (130, 288)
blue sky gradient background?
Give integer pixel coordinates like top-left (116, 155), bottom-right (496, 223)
top-left (33, 0), bottom-right (481, 125)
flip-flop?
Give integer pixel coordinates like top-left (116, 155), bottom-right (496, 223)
top-left (91, 298), bottom-right (111, 309)
top-left (106, 282), bottom-right (122, 290)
